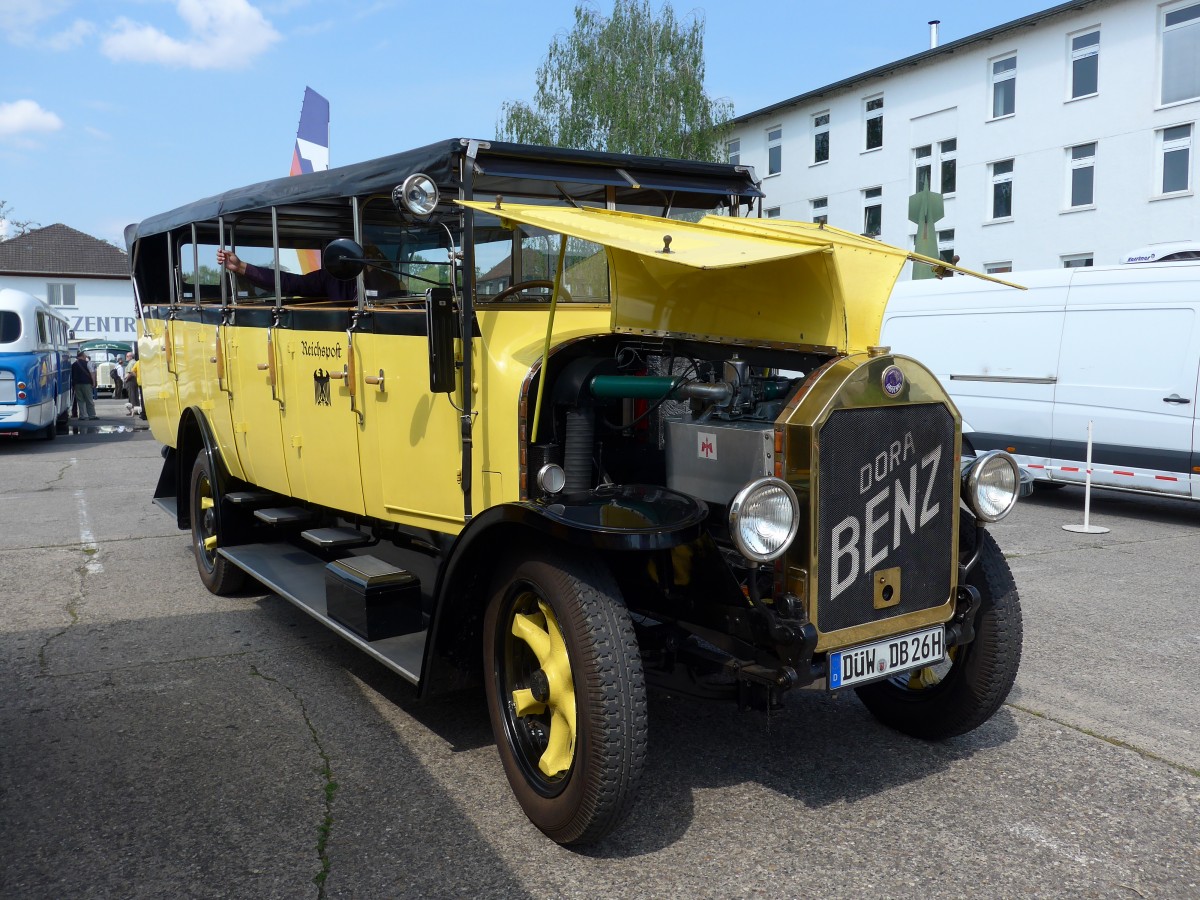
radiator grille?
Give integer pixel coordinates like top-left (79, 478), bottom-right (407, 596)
top-left (815, 404), bottom-right (955, 633)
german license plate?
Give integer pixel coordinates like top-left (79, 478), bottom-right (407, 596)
top-left (827, 626), bottom-right (945, 690)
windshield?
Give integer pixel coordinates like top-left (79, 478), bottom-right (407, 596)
top-left (367, 211), bottom-right (610, 304)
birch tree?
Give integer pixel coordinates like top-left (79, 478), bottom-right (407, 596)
top-left (498, 0), bottom-right (732, 162)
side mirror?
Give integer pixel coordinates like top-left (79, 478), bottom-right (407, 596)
top-left (323, 238), bottom-right (366, 281)
top-left (426, 287), bottom-right (458, 393)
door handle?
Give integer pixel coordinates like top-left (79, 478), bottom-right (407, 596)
top-left (1163, 394), bottom-right (1191, 404)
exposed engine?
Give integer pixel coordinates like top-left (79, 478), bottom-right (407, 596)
top-left (531, 340), bottom-right (814, 509)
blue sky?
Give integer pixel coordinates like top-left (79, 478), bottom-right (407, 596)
top-left (0, 0), bottom-right (1056, 246)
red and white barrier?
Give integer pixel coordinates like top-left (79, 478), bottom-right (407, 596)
top-left (1026, 463), bottom-right (1180, 483)
top-left (1062, 421), bottom-right (1110, 535)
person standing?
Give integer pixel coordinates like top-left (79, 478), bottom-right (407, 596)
top-left (112, 357), bottom-right (125, 399)
top-left (71, 352), bottom-right (98, 420)
top-left (123, 352), bottom-right (140, 412)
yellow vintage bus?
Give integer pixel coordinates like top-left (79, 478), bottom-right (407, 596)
top-left (127, 138), bottom-right (1024, 845)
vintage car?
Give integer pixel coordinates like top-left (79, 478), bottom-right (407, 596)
top-left (126, 139), bottom-right (1024, 845)
top-left (77, 340), bottom-right (133, 396)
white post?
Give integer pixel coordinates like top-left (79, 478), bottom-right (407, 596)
top-left (1063, 419), bottom-right (1110, 534)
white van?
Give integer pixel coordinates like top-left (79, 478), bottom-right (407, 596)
top-left (882, 262), bottom-right (1200, 501)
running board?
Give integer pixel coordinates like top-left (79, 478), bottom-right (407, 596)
top-left (153, 496), bottom-right (179, 519)
top-left (218, 542), bottom-right (425, 685)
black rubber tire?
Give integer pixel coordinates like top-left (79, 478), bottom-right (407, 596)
top-left (483, 550), bottom-right (647, 845)
top-left (42, 419), bottom-right (57, 440)
top-left (188, 451), bottom-right (246, 595)
top-left (855, 522), bottom-right (1022, 739)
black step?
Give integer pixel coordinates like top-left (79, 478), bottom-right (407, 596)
top-left (253, 506), bottom-right (316, 526)
top-left (226, 490), bottom-right (278, 507)
top-left (301, 527), bottom-right (370, 549)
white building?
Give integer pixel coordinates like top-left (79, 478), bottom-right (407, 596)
top-left (727, 0), bottom-right (1200, 276)
top-left (0, 224), bottom-right (133, 341)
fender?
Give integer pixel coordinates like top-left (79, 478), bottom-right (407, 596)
top-left (417, 484), bottom-right (709, 698)
top-left (159, 407), bottom-right (237, 537)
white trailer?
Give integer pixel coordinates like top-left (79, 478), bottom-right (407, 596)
top-left (882, 261), bottom-right (1200, 501)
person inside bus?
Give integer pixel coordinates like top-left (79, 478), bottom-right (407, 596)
top-left (217, 246), bottom-right (401, 301)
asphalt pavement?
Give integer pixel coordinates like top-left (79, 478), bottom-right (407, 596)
top-left (1, 405), bottom-right (1197, 898)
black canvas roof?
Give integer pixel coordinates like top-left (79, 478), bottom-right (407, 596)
top-left (126, 139), bottom-right (763, 250)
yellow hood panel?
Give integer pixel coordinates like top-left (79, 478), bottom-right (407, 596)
top-left (457, 202), bottom-right (1019, 353)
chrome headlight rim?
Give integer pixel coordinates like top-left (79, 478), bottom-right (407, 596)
top-left (728, 476), bottom-right (801, 564)
top-left (964, 450), bottom-right (1020, 523)
top-left (395, 172), bottom-right (440, 217)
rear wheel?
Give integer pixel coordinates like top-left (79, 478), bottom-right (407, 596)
top-left (855, 523), bottom-right (1022, 739)
top-left (188, 451), bottom-right (245, 595)
top-left (483, 550), bottom-right (647, 845)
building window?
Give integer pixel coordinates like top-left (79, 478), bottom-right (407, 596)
top-left (937, 229), bottom-right (956, 263)
top-left (726, 139), bottom-right (740, 166)
top-left (1158, 124), bottom-right (1193, 194)
top-left (991, 159), bottom-right (1014, 218)
top-left (811, 196), bottom-right (828, 225)
top-left (914, 145), bottom-right (932, 191)
top-left (911, 139), bottom-right (957, 194)
top-left (766, 206), bottom-right (781, 219)
top-left (812, 112), bottom-right (830, 164)
top-left (46, 283), bottom-right (76, 307)
top-left (862, 187), bottom-right (882, 236)
top-left (940, 139), bottom-right (958, 194)
top-left (767, 127), bottom-right (782, 175)
top-left (1161, 2), bottom-right (1200, 105)
top-left (1070, 29), bottom-right (1100, 98)
top-left (864, 96), bottom-right (884, 150)
top-left (1067, 142), bottom-right (1096, 207)
top-left (1062, 253), bottom-right (1095, 268)
top-left (991, 54), bottom-right (1017, 118)
top-left (985, 261), bottom-right (1013, 275)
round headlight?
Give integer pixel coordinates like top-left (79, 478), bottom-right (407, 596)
top-left (728, 477), bottom-right (800, 563)
top-left (964, 450), bottom-right (1020, 523)
top-left (395, 173), bottom-right (440, 217)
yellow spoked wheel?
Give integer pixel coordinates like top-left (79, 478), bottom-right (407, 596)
top-left (506, 596), bottom-right (577, 780)
top-left (188, 450), bottom-right (245, 595)
top-left (484, 551), bottom-right (647, 845)
top-left (903, 647), bottom-right (958, 691)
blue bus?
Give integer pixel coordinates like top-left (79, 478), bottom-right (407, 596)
top-left (0, 288), bottom-right (71, 439)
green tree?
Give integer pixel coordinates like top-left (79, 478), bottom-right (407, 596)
top-left (498, 0), bottom-right (732, 162)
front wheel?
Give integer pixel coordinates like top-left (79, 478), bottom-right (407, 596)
top-left (483, 550), bottom-right (647, 845)
top-left (188, 451), bottom-right (245, 595)
top-left (855, 522), bottom-right (1022, 739)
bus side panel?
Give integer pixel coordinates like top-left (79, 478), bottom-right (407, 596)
top-left (278, 328), bottom-right (365, 515)
top-left (138, 316), bottom-right (182, 447)
top-left (208, 326), bottom-right (245, 482)
top-left (355, 328), bottom-right (464, 529)
top-left (224, 323), bottom-right (292, 497)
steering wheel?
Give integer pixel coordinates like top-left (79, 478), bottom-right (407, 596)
top-left (489, 279), bottom-right (556, 302)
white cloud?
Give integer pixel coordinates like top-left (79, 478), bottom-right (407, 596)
top-left (45, 17), bottom-right (93, 50)
top-left (101, 0), bottom-right (280, 70)
top-left (0, 0), bottom-right (70, 44)
top-left (0, 99), bottom-right (64, 140)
